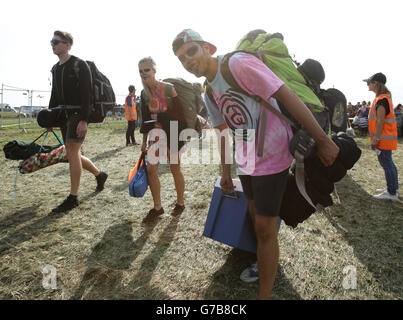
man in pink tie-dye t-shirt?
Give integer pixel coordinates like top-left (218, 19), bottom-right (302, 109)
top-left (173, 29), bottom-right (339, 300)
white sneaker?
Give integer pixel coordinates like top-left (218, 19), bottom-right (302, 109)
top-left (373, 190), bottom-right (399, 201)
top-left (240, 262), bottom-right (259, 283)
top-left (375, 187), bottom-right (399, 195)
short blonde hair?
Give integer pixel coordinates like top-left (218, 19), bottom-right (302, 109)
top-left (53, 30), bottom-right (73, 45)
top-left (138, 56), bottom-right (156, 71)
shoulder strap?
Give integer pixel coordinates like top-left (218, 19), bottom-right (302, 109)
top-left (73, 58), bottom-right (92, 85)
top-left (51, 64), bottom-right (61, 101)
top-left (73, 59), bottom-right (80, 79)
top-left (220, 51), bottom-right (297, 129)
top-left (164, 81), bottom-right (174, 99)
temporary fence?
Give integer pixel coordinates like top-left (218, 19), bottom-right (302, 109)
top-left (1, 83), bottom-right (133, 130)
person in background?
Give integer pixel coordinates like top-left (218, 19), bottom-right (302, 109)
top-left (135, 95), bottom-right (142, 128)
top-left (356, 101), bottom-right (370, 136)
top-left (138, 56), bottom-right (187, 222)
top-left (125, 85), bottom-right (138, 146)
top-left (355, 102), bottom-right (362, 116)
top-left (48, 30), bottom-right (108, 213)
top-left (364, 72), bottom-right (399, 201)
top-left (347, 102), bottom-right (354, 118)
top-left (394, 103), bottom-right (402, 137)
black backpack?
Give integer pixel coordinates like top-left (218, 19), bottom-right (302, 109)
top-left (73, 60), bottom-right (116, 123)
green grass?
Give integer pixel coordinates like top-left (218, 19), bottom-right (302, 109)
top-left (0, 126), bottom-right (402, 300)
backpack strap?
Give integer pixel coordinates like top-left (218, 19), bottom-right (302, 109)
top-left (73, 60), bottom-right (79, 79)
top-left (205, 52), bottom-right (296, 157)
top-left (220, 51), bottom-right (297, 129)
top-left (220, 51), bottom-right (297, 157)
top-left (73, 59), bottom-right (93, 88)
top-left (51, 64), bottom-right (61, 103)
top-left (163, 81), bottom-right (174, 100)
top-left (204, 82), bottom-right (216, 111)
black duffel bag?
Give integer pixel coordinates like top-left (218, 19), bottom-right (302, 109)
top-left (3, 130), bottom-right (63, 160)
top-left (37, 107), bottom-right (67, 128)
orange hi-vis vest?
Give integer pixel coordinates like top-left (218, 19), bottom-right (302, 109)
top-left (368, 94), bottom-right (398, 150)
top-left (125, 95), bottom-right (137, 121)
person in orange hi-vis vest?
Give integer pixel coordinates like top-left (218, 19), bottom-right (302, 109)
top-left (125, 85), bottom-right (138, 146)
top-left (364, 72), bottom-right (399, 201)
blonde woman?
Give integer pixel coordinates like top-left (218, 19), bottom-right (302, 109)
top-left (138, 57), bottom-right (186, 222)
top-left (364, 72), bottom-right (399, 201)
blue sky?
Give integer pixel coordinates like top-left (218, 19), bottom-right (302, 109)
top-left (1, 0), bottom-right (402, 108)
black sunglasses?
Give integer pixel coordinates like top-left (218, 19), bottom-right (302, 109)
top-left (139, 68), bottom-right (151, 74)
top-left (50, 39), bottom-right (67, 46)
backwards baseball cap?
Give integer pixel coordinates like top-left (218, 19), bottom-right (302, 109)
top-left (172, 29), bottom-right (217, 55)
top-left (363, 72), bottom-right (387, 84)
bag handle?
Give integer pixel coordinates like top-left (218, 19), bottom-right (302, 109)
top-left (31, 129), bottom-right (64, 147)
top-left (51, 130), bottom-right (64, 145)
top-left (38, 131), bottom-right (49, 153)
top-left (137, 151), bottom-right (147, 168)
top-left (31, 130), bottom-right (48, 145)
top-left (220, 189), bottom-right (239, 200)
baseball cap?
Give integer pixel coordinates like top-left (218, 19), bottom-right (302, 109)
top-left (172, 29), bottom-right (217, 55)
top-left (363, 72), bottom-right (387, 84)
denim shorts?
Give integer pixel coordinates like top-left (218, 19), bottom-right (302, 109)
top-left (239, 168), bottom-right (289, 217)
top-left (60, 113), bottom-right (86, 143)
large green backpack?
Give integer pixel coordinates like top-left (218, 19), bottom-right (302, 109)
top-left (207, 29), bottom-right (331, 134)
top-left (236, 30), bottom-right (325, 112)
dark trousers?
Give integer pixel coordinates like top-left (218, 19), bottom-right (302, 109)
top-left (126, 120), bottom-right (136, 144)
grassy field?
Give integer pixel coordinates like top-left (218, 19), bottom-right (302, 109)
top-left (0, 125), bottom-right (402, 300)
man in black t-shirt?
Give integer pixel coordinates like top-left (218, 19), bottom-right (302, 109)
top-left (48, 30), bottom-right (108, 213)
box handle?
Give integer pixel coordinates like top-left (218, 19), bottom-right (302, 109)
top-left (220, 189), bottom-right (239, 200)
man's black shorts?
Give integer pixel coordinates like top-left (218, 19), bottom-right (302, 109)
top-left (239, 168), bottom-right (289, 217)
top-left (60, 113), bottom-right (86, 143)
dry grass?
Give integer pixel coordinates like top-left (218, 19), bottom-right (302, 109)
top-left (0, 125), bottom-right (402, 300)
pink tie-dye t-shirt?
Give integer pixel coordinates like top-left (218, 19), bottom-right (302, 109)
top-left (204, 52), bottom-right (294, 176)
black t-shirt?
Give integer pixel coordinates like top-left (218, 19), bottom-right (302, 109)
top-left (375, 98), bottom-right (391, 116)
top-left (49, 55), bottom-right (92, 122)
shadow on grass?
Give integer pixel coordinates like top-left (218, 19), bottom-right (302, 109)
top-left (90, 146), bottom-right (126, 163)
top-left (71, 217), bottom-right (179, 299)
top-left (0, 192), bottom-right (98, 258)
top-left (324, 174), bottom-right (403, 298)
top-left (0, 205), bottom-right (39, 234)
top-left (112, 181), bottom-right (128, 193)
top-left (110, 128), bottom-right (127, 134)
top-left (203, 248), bottom-right (302, 300)
top-left (0, 209), bottom-right (67, 257)
top-left (125, 217), bottom-right (180, 299)
top-left (52, 146), bottom-right (126, 178)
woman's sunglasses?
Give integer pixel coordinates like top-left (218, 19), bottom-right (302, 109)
top-left (178, 44), bottom-right (201, 63)
top-left (50, 39), bottom-right (67, 46)
top-left (139, 68), bottom-right (151, 74)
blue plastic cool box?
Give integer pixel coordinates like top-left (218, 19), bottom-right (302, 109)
top-left (203, 178), bottom-right (257, 253)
